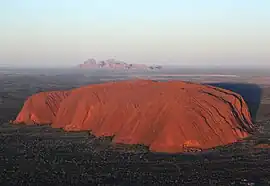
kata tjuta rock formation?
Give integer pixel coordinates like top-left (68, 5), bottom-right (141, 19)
top-left (78, 58), bottom-right (162, 70)
top-left (12, 80), bottom-right (255, 153)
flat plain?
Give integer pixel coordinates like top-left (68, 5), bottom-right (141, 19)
top-left (1, 67), bottom-right (270, 185)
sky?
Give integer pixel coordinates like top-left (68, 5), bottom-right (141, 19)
top-left (0, 0), bottom-right (270, 67)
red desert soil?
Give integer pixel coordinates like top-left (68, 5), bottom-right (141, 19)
top-left (12, 79), bottom-right (255, 153)
top-left (254, 143), bottom-right (270, 148)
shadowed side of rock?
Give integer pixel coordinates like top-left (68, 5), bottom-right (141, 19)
top-left (206, 83), bottom-right (262, 121)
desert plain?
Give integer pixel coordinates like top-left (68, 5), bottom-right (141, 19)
top-left (1, 67), bottom-right (270, 185)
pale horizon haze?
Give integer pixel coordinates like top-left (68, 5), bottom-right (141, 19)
top-left (0, 0), bottom-right (270, 68)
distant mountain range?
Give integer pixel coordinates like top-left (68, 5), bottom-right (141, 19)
top-left (78, 58), bottom-right (162, 70)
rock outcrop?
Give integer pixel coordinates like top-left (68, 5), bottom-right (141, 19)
top-left (78, 58), bottom-right (161, 70)
top-left (12, 80), bottom-right (254, 153)
top-left (13, 91), bottom-right (70, 125)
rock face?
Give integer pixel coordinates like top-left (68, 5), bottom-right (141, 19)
top-left (13, 80), bottom-right (254, 153)
top-left (14, 91), bottom-right (70, 125)
top-left (78, 58), bottom-right (161, 70)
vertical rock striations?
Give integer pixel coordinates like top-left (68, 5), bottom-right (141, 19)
top-left (13, 91), bottom-right (70, 125)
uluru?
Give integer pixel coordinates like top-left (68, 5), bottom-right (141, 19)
top-left (12, 79), bottom-right (255, 153)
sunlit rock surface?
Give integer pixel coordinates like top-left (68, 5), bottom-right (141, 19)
top-left (13, 80), bottom-right (254, 153)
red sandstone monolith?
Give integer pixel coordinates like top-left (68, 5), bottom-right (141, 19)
top-left (13, 91), bottom-right (70, 125)
top-left (13, 79), bottom-right (255, 153)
